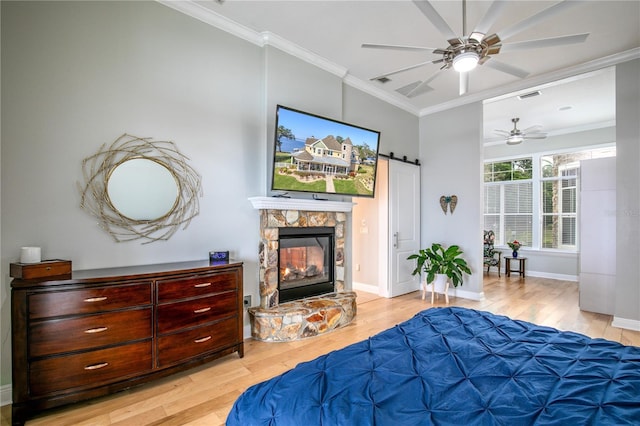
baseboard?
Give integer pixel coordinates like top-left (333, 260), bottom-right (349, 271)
top-left (352, 281), bottom-right (378, 295)
top-left (450, 288), bottom-right (485, 301)
top-left (525, 271), bottom-right (579, 282)
top-left (612, 316), bottom-right (640, 331)
top-left (1, 384), bottom-right (11, 407)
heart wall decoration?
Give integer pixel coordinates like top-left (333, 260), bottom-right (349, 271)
top-left (439, 195), bottom-right (458, 215)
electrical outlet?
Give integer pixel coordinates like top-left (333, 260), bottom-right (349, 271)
top-left (243, 295), bottom-right (252, 308)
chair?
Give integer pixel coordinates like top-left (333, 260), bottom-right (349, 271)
top-left (484, 230), bottom-right (501, 276)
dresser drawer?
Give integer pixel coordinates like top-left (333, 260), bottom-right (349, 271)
top-left (29, 282), bottom-right (152, 319)
top-left (157, 291), bottom-right (236, 335)
top-left (157, 317), bottom-right (238, 367)
top-left (157, 272), bottom-right (237, 302)
top-left (30, 308), bottom-right (152, 358)
top-left (29, 341), bottom-right (152, 396)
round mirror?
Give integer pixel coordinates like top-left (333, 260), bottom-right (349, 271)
top-left (107, 158), bottom-right (179, 221)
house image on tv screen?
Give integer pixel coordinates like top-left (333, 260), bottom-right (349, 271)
top-left (292, 135), bottom-right (357, 176)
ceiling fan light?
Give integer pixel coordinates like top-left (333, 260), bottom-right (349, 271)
top-left (507, 135), bottom-right (524, 145)
top-left (452, 52), bottom-right (479, 72)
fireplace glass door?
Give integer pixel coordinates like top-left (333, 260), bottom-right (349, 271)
top-left (278, 227), bottom-right (334, 303)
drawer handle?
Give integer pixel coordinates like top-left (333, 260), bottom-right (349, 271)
top-left (194, 336), bottom-right (212, 343)
top-left (194, 282), bottom-right (212, 288)
top-left (84, 326), bottom-right (108, 334)
top-left (84, 362), bottom-right (109, 370)
top-left (84, 296), bottom-right (107, 303)
top-left (193, 307), bottom-right (211, 314)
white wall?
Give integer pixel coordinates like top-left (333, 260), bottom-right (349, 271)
top-left (419, 102), bottom-right (484, 299)
top-left (614, 59), bottom-right (640, 326)
top-left (580, 157), bottom-right (616, 314)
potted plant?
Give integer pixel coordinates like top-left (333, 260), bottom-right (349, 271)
top-left (408, 243), bottom-right (472, 299)
top-left (507, 240), bottom-right (521, 258)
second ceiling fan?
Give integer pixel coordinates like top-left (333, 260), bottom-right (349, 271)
top-left (363, 0), bottom-right (589, 98)
top-left (495, 117), bottom-right (547, 145)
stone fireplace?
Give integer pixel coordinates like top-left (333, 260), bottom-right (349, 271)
top-left (248, 197), bottom-right (357, 342)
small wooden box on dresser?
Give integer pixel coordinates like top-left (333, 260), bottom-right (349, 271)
top-left (10, 260), bottom-right (244, 426)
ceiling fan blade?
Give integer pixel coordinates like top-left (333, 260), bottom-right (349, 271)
top-left (522, 125), bottom-right (543, 133)
top-left (524, 134), bottom-right (547, 139)
top-left (370, 60), bottom-right (438, 80)
top-left (494, 130), bottom-right (511, 136)
top-left (406, 69), bottom-right (443, 98)
top-left (459, 72), bottom-right (470, 96)
top-left (497, 0), bottom-right (583, 42)
top-left (472, 0), bottom-right (507, 36)
top-left (501, 33), bottom-right (589, 52)
top-left (362, 43), bottom-right (437, 52)
top-left (484, 59), bottom-right (530, 79)
top-left (412, 0), bottom-right (458, 41)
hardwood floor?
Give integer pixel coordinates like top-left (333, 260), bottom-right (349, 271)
top-left (3, 274), bottom-right (639, 425)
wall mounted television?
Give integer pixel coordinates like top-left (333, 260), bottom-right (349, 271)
top-left (271, 105), bottom-right (381, 198)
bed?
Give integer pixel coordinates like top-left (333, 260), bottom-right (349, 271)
top-left (227, 307), bottom-right (640, 425)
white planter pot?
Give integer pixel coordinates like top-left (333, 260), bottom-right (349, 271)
top-left (432, 274), bottom-right (448, 293)
top-left (422, 274), bottom-right (450, 304)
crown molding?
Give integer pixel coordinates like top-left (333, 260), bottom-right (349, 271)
top-left (156, 0), bottom-right (263, 46)
top-left (261, 32), bottom-right (348, 79)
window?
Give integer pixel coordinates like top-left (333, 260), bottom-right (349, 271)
top-left (484, 147), bottom-right (615, 251)
top-left (542, 156), bottom-right (578, 249)
top-left (484, 158), bottom-right (533, 246)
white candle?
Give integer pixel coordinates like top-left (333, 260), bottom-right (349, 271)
top-left (20, 247), bottom-right (41, 264)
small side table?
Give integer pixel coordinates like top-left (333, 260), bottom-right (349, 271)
top-left (505, 256), bottom-right (527, 277)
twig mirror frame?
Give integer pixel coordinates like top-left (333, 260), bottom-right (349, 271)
top-left (79, 133), bottom-right (202, 243)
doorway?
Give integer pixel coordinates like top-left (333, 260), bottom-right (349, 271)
top-left (352, 158), bottom-right (421, 297)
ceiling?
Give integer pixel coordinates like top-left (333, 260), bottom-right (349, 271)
top-left (188, 0), bottom-right (638, 137)
top-left (482, 66), bottom-right (615, 142)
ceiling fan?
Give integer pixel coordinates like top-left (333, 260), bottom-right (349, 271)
top-left (495, 117), bottom-right (547, 145)
top-left (363, 0), bottom-right (589, 98)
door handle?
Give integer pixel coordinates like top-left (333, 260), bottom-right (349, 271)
top-left (393, 232), bottom-right (398, 248)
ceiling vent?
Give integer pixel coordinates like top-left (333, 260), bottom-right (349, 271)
top-left (518, 91), bottom-right (541, 100)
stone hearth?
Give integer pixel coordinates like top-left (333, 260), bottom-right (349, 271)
top-left (250, 291), bottom-right (357, 342)
top-left (248, 197), bottom-right (357, 341)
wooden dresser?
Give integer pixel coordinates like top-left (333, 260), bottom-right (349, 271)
top-left (11, 260), bottom-right (243, 426)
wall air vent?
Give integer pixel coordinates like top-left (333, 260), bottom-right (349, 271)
top-left (518, 91), bottom-right (541, 100)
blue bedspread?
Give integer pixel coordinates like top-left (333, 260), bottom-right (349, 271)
top-left (227, 307), bottom-right (640, 425)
